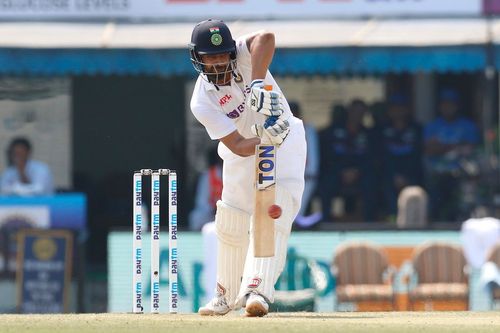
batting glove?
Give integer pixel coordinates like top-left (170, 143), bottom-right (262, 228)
top-left (251, 116), bottom-right (290, 147)
top-left (246, 79), bottom-right (284, 117)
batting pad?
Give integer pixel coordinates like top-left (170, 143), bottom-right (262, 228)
top-left (214, 200), bottom-right (251, 308)
top-left (236, 186), bottom-right (297, 305)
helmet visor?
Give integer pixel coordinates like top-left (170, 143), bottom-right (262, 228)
top-left (190, 55), bottom-right (237, 85)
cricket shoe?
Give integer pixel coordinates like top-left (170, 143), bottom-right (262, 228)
top-left (198, 293), bottom-right (231, 316)
top-left (245, 292), bottom-right (269, 317)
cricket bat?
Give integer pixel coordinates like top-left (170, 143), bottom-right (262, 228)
top-left (253, 85), bottom-right (276, 258)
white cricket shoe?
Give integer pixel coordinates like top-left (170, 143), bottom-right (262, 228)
top-left (245, 292), bottom-right (269, 317)
top-left (198, 294), bottom-right (231, 316)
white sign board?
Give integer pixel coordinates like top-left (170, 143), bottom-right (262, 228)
top-left (0, 206), bottom-right (50, 229)
top-left (0, 0), bottom-right (482, 20)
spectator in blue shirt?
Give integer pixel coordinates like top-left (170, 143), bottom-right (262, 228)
top-left (424, 89), bottom-right (480, 221)
top-left (0, 137), bottom-right (54, 196)
top-left (381, 94), bottom-right (423, 219)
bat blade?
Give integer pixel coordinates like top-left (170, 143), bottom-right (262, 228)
top-left (253, 144), bottom-right (276, 257)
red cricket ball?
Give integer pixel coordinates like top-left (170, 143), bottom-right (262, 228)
top-left (268, 204), bottom-right (282, 219)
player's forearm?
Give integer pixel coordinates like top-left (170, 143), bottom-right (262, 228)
top-left (220, 130), bottom-right (261, 157)
top-left (231, 137), bottom-right (261, 157)
top-left (248, 32), bottom-right (275, 80)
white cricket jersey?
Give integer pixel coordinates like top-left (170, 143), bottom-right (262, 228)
top-left (190, 35), bottom-right (306, 214)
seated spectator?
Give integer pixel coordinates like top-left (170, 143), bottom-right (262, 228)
top-left (188, 148), bottom-right (222, 231)
top-left (288, 101), bottom-right (321, 228)
top-left (381, 94), bottom-right (423, 219)
top-left (0, 137), bottom-right (54, 196)
top-left (424, 89), bottom-right (480, 222)
top-left (319, 99), bottom-right (377, 222)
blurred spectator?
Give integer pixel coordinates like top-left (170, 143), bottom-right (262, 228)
top-left (369, 101), bottom-right (388, 130)
top-left (424, 88), bottom-right (480, 222)
top-left (319, 100), bottom-right (377, 222)
top-left (188, 147), bottom-right (222, 231)
top-left (288, 101), bottom-right (321, 228)
top-left (381, 94), bottom-right (423, 219)
top-left (0, 137), bottom-right (54, 196)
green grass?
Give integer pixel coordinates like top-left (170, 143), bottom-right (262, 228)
top-left (0, 312), bottom-right (499, 333)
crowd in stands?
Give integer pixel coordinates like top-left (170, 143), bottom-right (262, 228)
top-left (315, 88), bottom-right (482, 224)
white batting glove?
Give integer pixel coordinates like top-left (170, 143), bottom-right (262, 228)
top-left (251, 116), bottom-right (290, 147)
top-left (246, 79), bottom-right (284, 117)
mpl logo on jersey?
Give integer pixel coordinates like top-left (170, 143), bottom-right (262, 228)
top-left (256, 145), bottom-right (276, 190)
top-left (219, 94), bottom-right (232, 106)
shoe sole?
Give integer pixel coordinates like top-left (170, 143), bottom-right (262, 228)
top-left (198, 308), bottom-right (231, 316)
top-left (245, 302), bottom-right (268, 317)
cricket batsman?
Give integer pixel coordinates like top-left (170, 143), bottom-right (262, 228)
top-left (189, 19), bottom-right (306, 316)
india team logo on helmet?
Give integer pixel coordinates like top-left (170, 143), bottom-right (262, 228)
top-left (209, 27), bottom-right (223, 46)
top-left (211, 34), bottom-right (222, 46)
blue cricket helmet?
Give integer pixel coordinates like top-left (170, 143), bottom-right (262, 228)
top-left (189, 19), bottom-right (237, 82)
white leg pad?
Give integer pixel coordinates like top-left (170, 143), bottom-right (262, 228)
top-left (215, 200), bottom-right (250, 308)
top-left (236, 186), bottom-right (297, 305)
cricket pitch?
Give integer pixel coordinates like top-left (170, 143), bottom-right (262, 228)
top-left (0, 312), bottom-right (499, 333)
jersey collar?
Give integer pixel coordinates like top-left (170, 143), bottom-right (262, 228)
top-left (201, 76), bottom-right (235, 92)
top-left (201, 78), bottom-right (218, 92)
